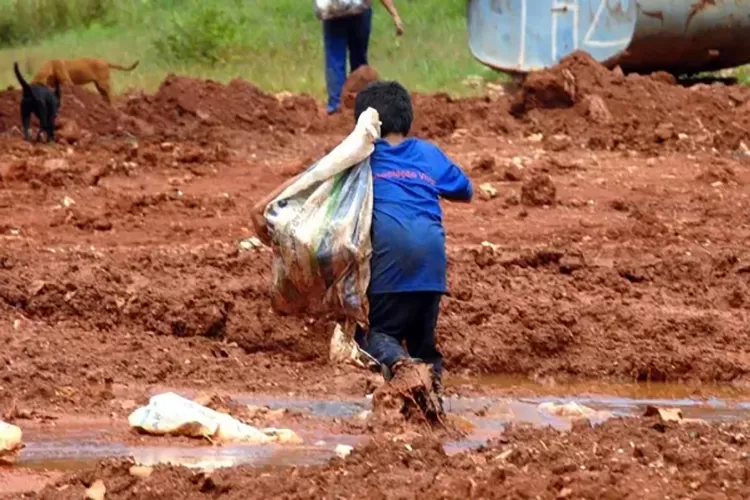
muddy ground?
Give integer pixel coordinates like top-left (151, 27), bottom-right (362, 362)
top-left (1, 52), bottom-right (750, 497)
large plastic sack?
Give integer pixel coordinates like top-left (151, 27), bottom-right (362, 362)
top-left (128, 392), bottom-right (301, 445)
top-left (0, 420), bottom-right (23, 464)
top-left (314, 0), bottom-right (373, 20)
top-left (264, 108), bottom-right (380, 326)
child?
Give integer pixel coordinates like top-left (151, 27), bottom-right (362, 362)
top-left (350, 81), bottom-right (472, 412)
top-left (252, 81), bottom-right (473, 413)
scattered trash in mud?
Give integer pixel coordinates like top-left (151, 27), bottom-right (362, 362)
top-left (643, 405), bottom-right (706, 427)
top-left (0, 420), bottom-right (23, 464)
top-left (333, 444), bottom-right (353, 459)
top-left (537, 401), bottom-right (611, 420)
top-left (128, 393), bottom-right (301, 445)
top-left (329, 323), bottom-right (376, 369)
top-left (84, 478), bottom-right (106, 500)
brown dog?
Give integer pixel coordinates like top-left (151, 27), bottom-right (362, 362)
top-left (32, 58), bottom-right (139, 104)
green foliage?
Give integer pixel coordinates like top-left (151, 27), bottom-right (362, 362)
top-left (0, 0), bottom-right (496, 97)
top-left (152, 4), bottom-right (246, 66)
top-left (0, 0), bottom-right (117, 47)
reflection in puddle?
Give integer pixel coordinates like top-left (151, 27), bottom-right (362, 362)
top-left (454, 374), bottom-right (750, 400)
top-left (21, 429), bottom-right (362, 472)
top-left (232, 396), bottom-right (368, 419)
top-left (17, 388), bottom-right (750, 471)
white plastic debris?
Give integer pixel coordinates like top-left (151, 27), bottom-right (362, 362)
top-left (261, 427), bottom-right (304, 445)
top-left (356, 410), bottom-right (372, 421)
top-left (0, 420), bottom-right (23, 464)
top-left (334, 444), bottom-right (353, 459)
top-left (329, 322), bottom-right (377, 369)
top-left (130, 449), bottom-right (238, 471)
top-left (128, 392), bottom-right (301, 444)
top-left (479, 183), bottom-right (498, 200)
top-left (239, 237), bottom-right (263, 251)
top-left (85, 480), bottom-right (106, 500)
top-left (538, 401), bottom-right (604, 419)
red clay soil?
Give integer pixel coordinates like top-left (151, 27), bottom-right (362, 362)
top-left (0, 58), bottom-right (749, 421)
top-left (14, 416), bottom-right (750, 499)
top-left (340, 65), bottom-right (379, 109)
top-left (511, 51), bottom-right (750, 152)
top-left (121, 75), bottom-right (325, 141)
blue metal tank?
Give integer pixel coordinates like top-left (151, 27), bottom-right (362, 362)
top-left (467, 0), bottom-right (750, 75)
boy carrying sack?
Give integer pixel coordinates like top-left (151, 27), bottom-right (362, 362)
top-left (252, 81), bottom-right (473, 418)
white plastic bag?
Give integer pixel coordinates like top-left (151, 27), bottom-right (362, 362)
top-left (128, 392), bottom-right (301, 444)
top-left (264, 108), bottom-right (380, 326)
top-left (314, 0), bottom-right (373, 20)
top-left (329, 322), bottom-right (378, 368)
top-left (0, 420), bottom-right (23, 464)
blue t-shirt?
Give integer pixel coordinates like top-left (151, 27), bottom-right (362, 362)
top-left (369, 138), bottom-right (473, 294)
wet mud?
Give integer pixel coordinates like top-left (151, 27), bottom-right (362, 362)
top-left (1, 53), bottom-right (750, 496)
top-left (9, 392), bottom-right (750, 499)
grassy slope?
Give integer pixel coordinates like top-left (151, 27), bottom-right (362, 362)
top-left (0, 0), bottom-right (499, 97)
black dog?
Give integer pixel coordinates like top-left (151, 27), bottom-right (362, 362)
top-left (13, 61), bottom-right (61, 143)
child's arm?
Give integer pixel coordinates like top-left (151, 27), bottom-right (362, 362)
top-left (379, 0), bottom-right (404, 35)
top-left (434, 152), bottom-right (473, 203)
top-left (251, 174), bottom-right (301, 245)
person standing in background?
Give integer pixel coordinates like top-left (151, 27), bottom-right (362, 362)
top-left (317, 0), bottom-right (403, 115)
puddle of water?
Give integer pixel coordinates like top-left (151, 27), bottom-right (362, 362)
top-left (233, 396), bottom-right (368, 419)
top-left (20, 430), bottom-right (362, 472)
top-left (444, 392), bottom-right (750, 455)
top-left (15, 387), bottom-right (750, 472)
top-left (453, 374), bottom-right (750, 400)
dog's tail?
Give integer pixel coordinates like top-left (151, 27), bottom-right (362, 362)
top-left (108, 60), bottom-right (139, 72)
top-left (13, 62), bottom-right (32, 95)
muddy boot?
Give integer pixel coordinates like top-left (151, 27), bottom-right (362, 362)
top-left (382, 357), bottom-right (417, 381)
top-left (373, 358), bottom-right (443, 425)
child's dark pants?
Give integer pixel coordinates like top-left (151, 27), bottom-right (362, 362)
top-left (355, 291), bottom-right (443, 381)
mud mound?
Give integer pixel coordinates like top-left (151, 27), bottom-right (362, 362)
top-left (411, 93), bottom-right (517, 139)
top-left (520, 173), bottom-right (556, 206)
top-left (0, 84), bottom-right (143, 140)
top-left (516, 51), bottom-right (612, 110)
top-left (341, 65), bottom-right (379, 109)
top-left (511, 50), bottom-right (750, 152)
top-left (0, 87), bottom-right (19, 133)
top-left (58, 85), bottom-right (129, 136)
top-left (123, 75), bottom-right (324, 137)
top-left (696, 165), bottom-right (739, 185)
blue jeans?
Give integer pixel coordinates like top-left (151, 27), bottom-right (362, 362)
top-left (355, 292), bottom-right (444, 382)
top-left (322, 8), bottom-right (373, 113)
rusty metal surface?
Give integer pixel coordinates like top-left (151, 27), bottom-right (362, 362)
top-left (467, 0), bottom-right (750, 74)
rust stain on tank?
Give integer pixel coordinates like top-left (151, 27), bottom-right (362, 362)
top-left (642, 10), bottom-right (665, 23)
top-left (686, 0), bottom-right (718, 30)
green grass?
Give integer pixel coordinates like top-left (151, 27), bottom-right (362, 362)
top-left (0, 0), bottom-right (500, 98)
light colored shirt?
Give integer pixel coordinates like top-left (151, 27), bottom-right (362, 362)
top-left (315, 0), bottom-right (373, 20)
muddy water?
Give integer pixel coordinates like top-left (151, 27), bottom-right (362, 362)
top-left (20, 423), bottom-right (361, 472)
top-left (16, 388), bottom-right (750, 472)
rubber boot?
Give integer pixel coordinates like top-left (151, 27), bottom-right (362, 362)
top-left (383, 357), bottom-right (416, 381)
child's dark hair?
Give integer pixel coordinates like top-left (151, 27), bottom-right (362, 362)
top-left (354, 80), bottom-right (413, 137)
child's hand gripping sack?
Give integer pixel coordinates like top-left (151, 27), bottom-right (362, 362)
top-left (263, 108), bottom-right (381, 325)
